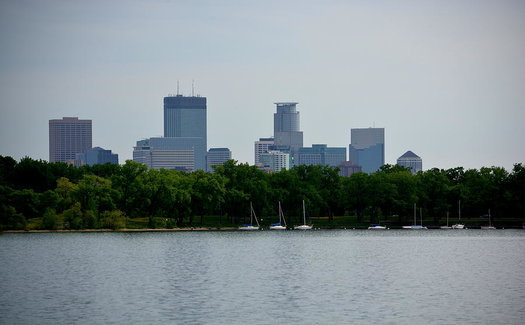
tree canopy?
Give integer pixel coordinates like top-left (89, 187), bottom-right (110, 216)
top-left (0, 155), bottom-right (523, 230)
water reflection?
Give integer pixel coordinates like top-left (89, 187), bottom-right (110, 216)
top-left (0, 230), bottom-right (524, 324)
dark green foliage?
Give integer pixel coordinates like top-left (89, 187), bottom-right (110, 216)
top-left (0, 155), bottom-right (524, 230)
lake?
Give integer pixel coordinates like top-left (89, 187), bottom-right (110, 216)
top-left (1, 230), bottom-right (524, 324)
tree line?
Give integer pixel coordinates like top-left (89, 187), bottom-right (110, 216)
top-left (0, 155), bottom-right (524, 230)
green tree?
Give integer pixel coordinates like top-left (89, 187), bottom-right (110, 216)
top-left (100, 210), bottom-right (127, 229)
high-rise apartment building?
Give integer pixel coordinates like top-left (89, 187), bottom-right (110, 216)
top-left (75, 147), bottom-right (118, 167)
top-left (273, 102), bottom-right (303, 165)
top-left (298, 144), bottom-right (346, 167)
top-left (207, 148), bottom-right (232, 172)
top-left (397, 151), bottom-right (422, 174)
top-left (49, 117), bottom-right (92, 163)
top-left (133, 137), bottom-right (206, 171)
top-left (160, 94), bottom-right (207, 171)
top-left (349, 128), bottom-right (385, 173)
top-left (254, 137), bottom-right (274, 165)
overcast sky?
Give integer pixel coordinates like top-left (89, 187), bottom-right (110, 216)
top-left (1, 0), bottom-right (524, 171)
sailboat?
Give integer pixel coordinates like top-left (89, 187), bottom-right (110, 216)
top-left (402, 203), bottom-right (427, 229)
top-left (368, 216), bottom-right (388, 229)
top-left (481, 209), bottom-right (496, 230)
top-left (368, 224), bottom-right (388, 230)
top-left (440, 211), bottom-right (452, 229)
top-left (269, 201), bottom-right (287, 230)
top-left (294, 200), bottom-right (313, 230)
top-left (451, 200), bottom-right (465, 229)
top-left (239, 202), bottom-right (260, 230)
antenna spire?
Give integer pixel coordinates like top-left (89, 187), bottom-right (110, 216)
top-left (192, 79), bottom-right (195, 97)
top-left (177, 80), bottom-right (180, 96)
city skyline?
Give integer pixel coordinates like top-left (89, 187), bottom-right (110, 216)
top-left (1, 1), bottom-right (524, 171)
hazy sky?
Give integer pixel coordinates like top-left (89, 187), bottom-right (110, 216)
top-left (1, 0), bottom-right (524, 171)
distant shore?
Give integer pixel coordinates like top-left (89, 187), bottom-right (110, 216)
top-left (2, 226), bottom-right (524, 233)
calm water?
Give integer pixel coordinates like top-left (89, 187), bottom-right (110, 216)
top-left (1, 230), bottom-right (524, 325)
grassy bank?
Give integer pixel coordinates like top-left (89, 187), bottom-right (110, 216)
top-left (16, 214), bottom-right (524, 231)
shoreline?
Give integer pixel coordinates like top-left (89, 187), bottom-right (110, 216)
top-left (2, 226), bottom-right (523, 233)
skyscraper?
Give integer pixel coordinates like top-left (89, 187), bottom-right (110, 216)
top-left (254, 137), bottom-right (274, 165)
top-left (397, 151), bottom-right (422, 174)
top-left (349, 128), bottom-right (385, 173)
top-left (161, 94), bottom-right (207, 171)
top-left (49, 117), bottom-right (92, 163)
top-left (207, 148), bottom-right (232, 172)
top-left (273, 102), bottom-right (303, 165)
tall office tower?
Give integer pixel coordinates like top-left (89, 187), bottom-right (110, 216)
top-left (163, 94), bottom-right (207, 170)
top-left (49, 117), bottom-right (92, 163)
top-left (207, 148), bottom-right (232, 172)
top-left (133, 137), bottom-right (206, 171)
top-left (397, 151), bottom-right (422, 174)
top-left (75, 147), bottom-right (118, 167)
top-left (349, 128), bottom-right (385, 173)
top-left (260, 150), bottom-right (290, 172)
top-left (254, 137), bottom-right (274, 165)
top-left (273, 102), bottom-right (303, 165)
top-left (298, 144), bottom-right (347, 167)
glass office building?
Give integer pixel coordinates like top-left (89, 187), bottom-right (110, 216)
top-left (161, 94), bottom-right (207, 170)
top-left (273, 102), bottom-right (303, 166)
top-left (75, 147), bottom-right (118, 166)
top-left (207, 148), bottom-right (232, 172)
top-left (298, 144), bottom-right (346, 167)
top-left (349, 128), bottom-right (385, 173)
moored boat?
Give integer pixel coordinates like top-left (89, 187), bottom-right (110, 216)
top-left (239, 202), bottom-right (260, 231)
top-left (294, 200), bottom-right (313, 230)
top-left (269, 201), bottom-right (287, 230)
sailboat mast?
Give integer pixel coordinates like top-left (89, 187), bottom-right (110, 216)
top-left (413, 203), bottom-right (416, 225)
top-left (458, 200), bottom-right (461, 221)
top-left (420, 208), bottom-right (423, 226)
top-left (303, 200), bottom-right (306, 224)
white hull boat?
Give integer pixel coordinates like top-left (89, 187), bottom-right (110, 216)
top-left (403, 204), bottom-right (427, 229)
top-left (452, 200), bottom-right (465, 229)
top-left (368, 225), bottom-right (388, 230)
top-left (270, 202), bottom-right (287, 230)
top-left (481, 209), bottom-right (496, 230)
top-left (441, 212), bottom-right (452, 229)
top-left (239, 202), bottom-right (260, 231)
top-left (294, 200), bottom-right (313, 230)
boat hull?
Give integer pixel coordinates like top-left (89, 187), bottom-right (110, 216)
top-left (269, 225), bottom-right (287, 230)
top-left (402, 225), bottom-right (428, 229)
top-left (451, 224), bottom-right (465, 229)
top-left (294, 225), bottom-right (313, 230)
top-left (368, 226), bottom-right (388, 230)
top-left (238, 226), bottom-right (259, 231)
